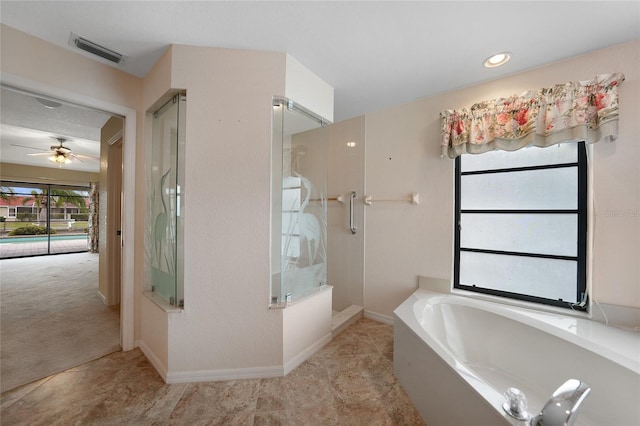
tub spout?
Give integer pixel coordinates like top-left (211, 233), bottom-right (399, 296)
top-left (530, 379), bottom-right (591, 426)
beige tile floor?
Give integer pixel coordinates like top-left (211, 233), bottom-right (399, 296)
top-left (0, 318), bottom-right (426, 425)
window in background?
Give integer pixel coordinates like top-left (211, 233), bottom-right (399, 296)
top-left (0, 181), bottom-right (90, 259)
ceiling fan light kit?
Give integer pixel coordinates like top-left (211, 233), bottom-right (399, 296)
top-left (49, 153), bottom-right (71, 164)
top-left (48, 137), bottom-right (79, 165)
top-left (17, 136), bottom-right (97, 167)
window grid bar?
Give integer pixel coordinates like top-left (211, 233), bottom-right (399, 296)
top-left (461, 162), bottom-right (578, 176)
top-left (461, 209), bottom-right (577, 214)
top-left (455, 284), bottom-right (576, 308)
top-left (460, 247), bottom-right (577, 262)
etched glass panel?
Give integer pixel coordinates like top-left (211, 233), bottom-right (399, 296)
top-left (148, 94), bottom-right (185, 306)
top-left (271, 99), bottom-right (328, 304)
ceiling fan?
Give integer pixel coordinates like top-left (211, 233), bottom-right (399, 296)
top-left (13, 137), bottom-right (99, 165)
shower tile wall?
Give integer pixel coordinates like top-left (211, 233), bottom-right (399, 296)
top-left (328, 116), bottom-right (365, 312)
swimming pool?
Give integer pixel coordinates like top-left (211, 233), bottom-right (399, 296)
top-left (0, 234), bottom-right (87, 244)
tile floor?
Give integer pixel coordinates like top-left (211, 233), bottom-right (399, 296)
top-left (0, 237), bottom-right (87, 258)
top-left (0, 317), bottom-right (426, 425)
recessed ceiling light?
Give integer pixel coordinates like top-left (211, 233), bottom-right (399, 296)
top-left (484, 52), bottom-right (511, 68)
top-left (346, 141), bottom-right (357, 148)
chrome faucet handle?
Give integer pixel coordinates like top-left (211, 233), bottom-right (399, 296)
top-left (503, 387), bottom-right (530, 421)
top-left (530, 379), bottom-right (591, 426)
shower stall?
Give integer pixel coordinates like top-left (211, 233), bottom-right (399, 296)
top-left (271, 97), bottom-right (330, 305)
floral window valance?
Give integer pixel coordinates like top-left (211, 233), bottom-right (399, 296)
top-left (440, 73), bottom-right (625, 158)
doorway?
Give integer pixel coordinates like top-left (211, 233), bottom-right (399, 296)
top-left (0, 85), bottom-right (125, 391)
top-left (0, 75), bottom-right (137, 354)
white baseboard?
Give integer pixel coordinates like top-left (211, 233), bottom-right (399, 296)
top-left (283, 332), bottom-right (332, 375)
top-left (364, 310), bottom-right (394, 325)
top-left (142, 333), bottom-right (332, 385)
top-left (96, 290), bottom-right (108, 306)
top-left (166, 365), bottom-right (283, 384)
top-left (136, 328), bottom-right (334, 385)
top-left (138, 340), bottom-right (169, 382)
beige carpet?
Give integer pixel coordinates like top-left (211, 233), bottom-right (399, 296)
top-left (0, 252), bottom-right (120, 393)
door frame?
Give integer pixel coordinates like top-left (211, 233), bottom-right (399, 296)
top-left (107, 133), bottom-right (123, 306)
top-left (1, 72), bottom-right (137, 351)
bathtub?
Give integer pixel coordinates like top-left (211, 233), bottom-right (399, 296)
top-left (393, 289), bottom-right (640, 426)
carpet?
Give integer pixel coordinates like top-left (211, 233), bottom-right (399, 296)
top-left (0, 252), bottom-right (120, 392)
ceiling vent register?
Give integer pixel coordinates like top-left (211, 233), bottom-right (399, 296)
top-left (69, 32), bottom-right (127, 65)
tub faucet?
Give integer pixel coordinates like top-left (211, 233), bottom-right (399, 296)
top-left (530, 379), bottom-right (591, 426)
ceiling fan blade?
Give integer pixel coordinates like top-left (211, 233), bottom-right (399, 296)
top-left (74, 153), bottom-right (99, 161)
top-left (66, 153), bottom-right (85, 163)
top-left (27, 152), bottom-right (53, 156)
top-left (11, 144), bottom-right (49, 152)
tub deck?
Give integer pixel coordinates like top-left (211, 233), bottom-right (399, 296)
top-left (393, 289), bottom-right (640, 426)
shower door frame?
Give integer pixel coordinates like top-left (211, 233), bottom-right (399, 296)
top-left (271, 96), bottom-right (332, 306)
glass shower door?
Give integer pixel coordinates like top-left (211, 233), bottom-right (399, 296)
top-left (271, 98), bottom-right (329, 304)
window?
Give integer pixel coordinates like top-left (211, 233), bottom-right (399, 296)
top-left (454, 142), bottom-right (587, 310)
top-left (0, 181), bottom-right (90, 259)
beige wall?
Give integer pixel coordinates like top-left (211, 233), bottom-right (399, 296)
top-left (173, 44), bottom-right (287, 372)
top-left (0, 25), bottom-right (141, 108)
top-left (142, 44), bottom-right (289, 374)
top-left (363, 40), bottom-right (640, 317)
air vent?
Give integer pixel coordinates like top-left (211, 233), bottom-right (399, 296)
top-left (69, 32), bottom-right (127, 65)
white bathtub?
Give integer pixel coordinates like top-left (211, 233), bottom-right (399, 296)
top-left (393, 289), bottom-right (640, 426)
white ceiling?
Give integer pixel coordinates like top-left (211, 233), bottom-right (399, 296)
top-left (0, 1), bottom-right (638, 170)
top-left (0, 87), bottom-right (109, 173)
